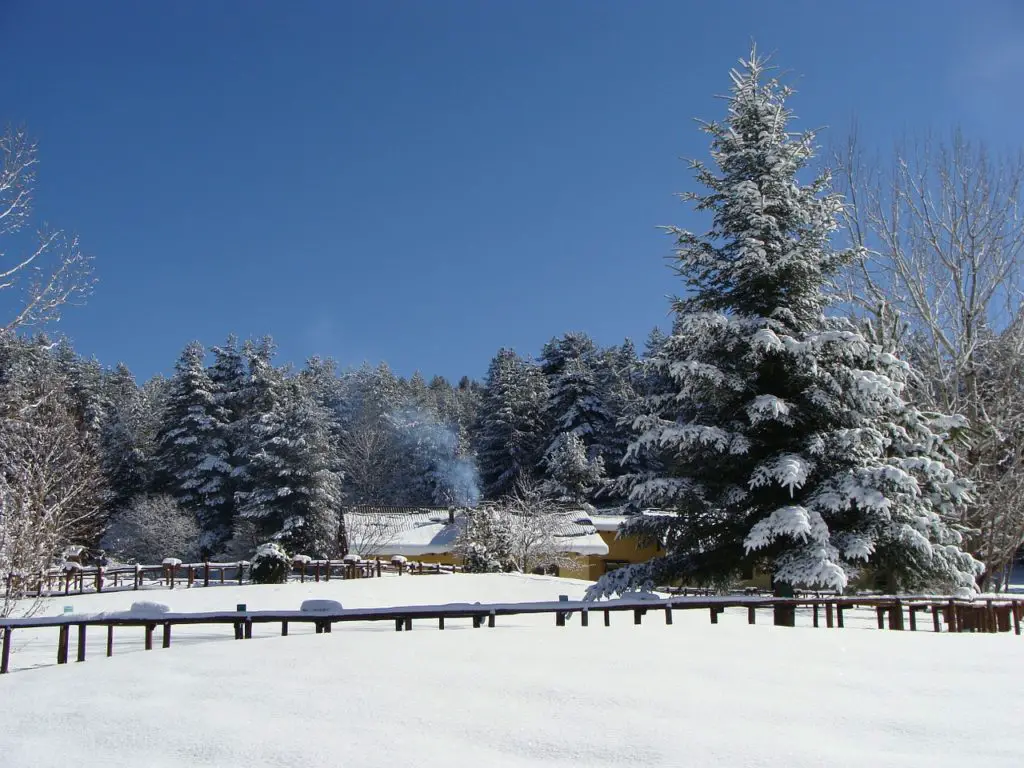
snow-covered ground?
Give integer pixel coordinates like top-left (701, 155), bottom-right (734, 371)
top-left (1, 573), bottom-right (1021, 767)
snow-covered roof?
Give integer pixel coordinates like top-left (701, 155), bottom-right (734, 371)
top-left (345, 507), bottom-right (609, 558)
top-left (371, 512), bottom-right (460, 557)
top-left (589, 515), bottom-right (628, 533)
top-left (554, 531), bottom-right (609, 556)
top-left (587, 509), bottom-right (678, 533)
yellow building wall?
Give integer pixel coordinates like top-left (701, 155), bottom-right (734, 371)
top-left (585, 530), bottom-right (662, 581)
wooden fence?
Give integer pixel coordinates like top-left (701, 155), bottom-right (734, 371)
top-left (2, 594), bottom-right (1021, 675)
top-left (4, 557), bottom-right (461, 599)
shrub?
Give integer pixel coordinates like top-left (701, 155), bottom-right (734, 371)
top-left (250, 542), bottom-right (290, 584)
top-left (101, 495), bottom-right (201, 564)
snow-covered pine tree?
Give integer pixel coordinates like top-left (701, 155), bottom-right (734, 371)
top-left (475, 349), bottom-right (550, 499)
top-left (540, 333), bottom-right (635, 501)
top-left (99, 363), bottom-right (156, 515)
top-left (234, 375), bottom-right (342, 557)
top-left (204, 335), bottom-right (249, 537)
top-left (588, 49), bottom-right (980, 607)
top-left (53, 339), bottom-right (108, 441)
top-left (542, 431), bottom-right (604, 505)
top-left (154, 341), bottom-right (232, 555)
top-left (592, 340), bottom-right (642, 488)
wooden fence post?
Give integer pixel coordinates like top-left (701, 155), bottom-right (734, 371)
top-left (812, 603), bottom-right (819, 628)
top-left (825, 603), bottom-right (834, 628)
top-left (144, 624), bottom-right (154, 651)
top-left (747, 606), bottom-right (755, 625)
top-left (603, 609), bottom-right (610, 627)
top-left (395, 618), bottom-right (403, 632)
top-left (1013, 603), bottom-right (1021, 636)
top-left (634, 609), bottom-right (643, 626)
top-left (76, 623), bottom-right (86, 662)
top-left (556, 611), bottom-right (565, 627)
top-left (1, 627), bottom-right (11, 674)
top-left (908, 606), bottom-right (917, 632)
top-left (57, 625), bottom-right (69, 664)
top-left (488, 612), bottom-right (495, 628)
top-left (107, 625), bottom-right (114, 657)
top-left (836, 605), bottom-right (844, 628)
top-left (709, 607), bottom-right (718, 625)
top-left (664, 606), bottom-right (672, 626)
top-left (438, 616), bottom-right (444, 630)
top-left (889, 601), bottom-right (904, 631)
top-left (281, 621), bottom-right (288, 636)
top-left (162, 622), bottom-right (171, 648)
top-left (582, 608), bottom-right (590, 627)
top-left (204, 562), bottom-right (210, 587)
top-left (376, 559), bottom-right (382, 578)
top-left (238, 562), bottom-right (245, 585)
top-left (244, 619), bottom-right (253, 639)
top-left (875, 606), bottom-right (885, 629)
top-left (95, 567), bottom-right (104, 593)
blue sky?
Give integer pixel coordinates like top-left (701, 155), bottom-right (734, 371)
top-left (1, 1), bottom-right (1022, 382)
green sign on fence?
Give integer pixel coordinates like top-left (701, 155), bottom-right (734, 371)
top-left (236, 604), bottom-right (246, 612)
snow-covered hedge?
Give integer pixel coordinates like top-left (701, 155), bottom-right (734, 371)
top-left (251, 543), bottom-right (290, 584)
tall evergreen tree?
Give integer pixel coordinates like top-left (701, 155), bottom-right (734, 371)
top-left (234, 373), bottom-right (342, 557)
top-left (154, 341), bottom-right (232, 554)
top-left (476, 349), bottom-right (550, 498)
top-left (99, 363), bottom-right (155, 514)
top-left (589, 50), bottom-right (979, 604)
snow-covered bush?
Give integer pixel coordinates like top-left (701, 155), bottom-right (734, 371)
top-left (250, 542), bottom-right (290, 584)
top-left (101, 494), bottom-right (201, 564)
top-left (453, 507), bottom-right (512, 573)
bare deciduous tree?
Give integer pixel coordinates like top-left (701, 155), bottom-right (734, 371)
top-left (1, 386), bottom-right (106, 616)
top-left (1, 127), bottom-right (94, 332)
top-left (835, 128), bottom-right (1024, 587)
top-left (454, 479), bottom-right (584, 575)
top-left (338, 420), bottom-right (400, 504)
top-left (101, 494), bottom-right (202, 565)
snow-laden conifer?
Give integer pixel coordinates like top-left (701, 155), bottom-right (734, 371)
top-left (589, 49), bottom-right (980, 601)
top-left (154, 342), bottom-right (232, 554)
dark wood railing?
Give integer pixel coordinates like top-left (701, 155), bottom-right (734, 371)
top-left (2, 593), bottom-right (1021, 675)
top-left (4, 557), bottom-right (461, 599)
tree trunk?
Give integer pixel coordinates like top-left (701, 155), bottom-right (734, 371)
top-left (773, 580), bottom-right (796, 627)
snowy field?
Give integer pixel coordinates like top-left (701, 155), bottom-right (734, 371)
top-left (1, 573), bottom-right (1021, 767)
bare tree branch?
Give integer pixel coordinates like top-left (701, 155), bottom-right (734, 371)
top-left (0, 127), bottom-right (95, 333)
top-left (834, 128), bottom-right (1024, 586)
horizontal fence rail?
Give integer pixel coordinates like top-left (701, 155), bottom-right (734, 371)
top-left (3, 558), bottom-right (462, 599)
top-left (2, 594), bottom-right (1021, 675)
